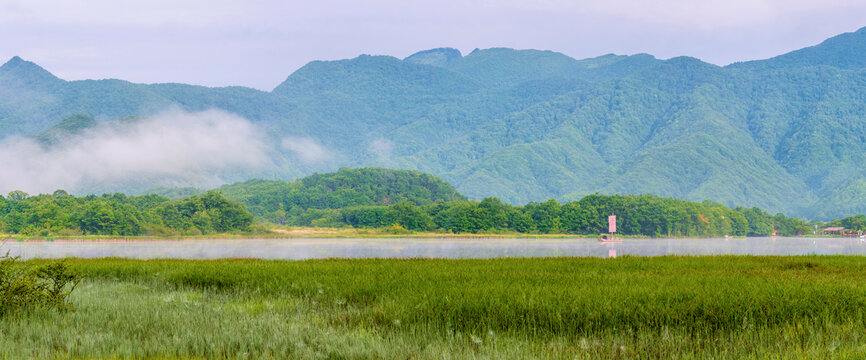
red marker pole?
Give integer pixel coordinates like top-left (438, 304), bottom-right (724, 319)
top-left (608, 215), bottom-right (618, 257)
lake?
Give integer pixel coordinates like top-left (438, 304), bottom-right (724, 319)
top-left (3, 237), bottom-right (866, 260)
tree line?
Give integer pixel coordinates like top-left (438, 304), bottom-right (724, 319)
top-left (0, 191), bottom-right (253, 236)
top-left (283, 194), bottom-right (815, 237)
top-left (1, 189), bottom-right (847, 238)
top-left (158, 168), bottom-right (835, 237)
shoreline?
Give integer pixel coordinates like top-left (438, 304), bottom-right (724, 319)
top-left (2, 235), bottom-right (857, 244)
top-left (3, 227), bottom-right (858, 243)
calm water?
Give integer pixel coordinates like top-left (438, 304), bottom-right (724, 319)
top-left (3, 237), bottom-right (866, 260)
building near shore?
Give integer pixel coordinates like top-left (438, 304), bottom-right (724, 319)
top-left (820, 227), bottom-right (847, 235)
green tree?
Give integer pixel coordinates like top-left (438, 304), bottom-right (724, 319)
top-left (386, 202), bottom-right (433, 231)
top-left (7, 191), bottom-right (28, 201)
top-left (525, 199), bottom-right (561, 234)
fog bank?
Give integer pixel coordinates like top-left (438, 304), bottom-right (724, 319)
top-left (0, 109), bottom-right (271, 195)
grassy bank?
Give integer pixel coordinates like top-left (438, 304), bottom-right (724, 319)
top-left (3, 256), bottom-right (866, 358)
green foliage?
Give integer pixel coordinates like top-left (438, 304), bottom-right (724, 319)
top-left (7, 191), bottom-right (28, 201)
top-left (216, 167), bottom-right (466, 225)
top-left (431, 201), bottom-right (486, 233)
top-left (825, 214), bottom-right (866, 232)
top-left (386, 201), bottom-right (434, 231)
top-left (0, 191), bottom-right (252, 236)
top-left (166, 166), bottom-right (844, 236)
top-left (340, 206), bottom-right (392, 228)
top-left (331, 192), bottom-right (811, 237)
top-left (0, 168), bottom-right (849, 237)
top-left (841, 215), bottom-right (866, 231)
top-left (0, 254), bottom-right (80, 316)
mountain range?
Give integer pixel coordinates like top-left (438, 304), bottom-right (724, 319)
top-left (2, 27), bottom-right (866, 219)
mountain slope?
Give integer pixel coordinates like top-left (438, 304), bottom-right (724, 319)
top-left (732, 27), bottom-right (866, 70)
top-left (34, 113), bottom-right (98, 144)
top-left (2, 26), bottom-right (866, 219)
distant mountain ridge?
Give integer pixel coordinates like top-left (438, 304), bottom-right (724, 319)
top-left (2, 27), bottom-right (866, 219)
top-left (404, 48), bottom-right (462, 67)
top-left (731, 27), bottom-right (866, 70)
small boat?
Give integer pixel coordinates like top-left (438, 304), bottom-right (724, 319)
top-left (598, 234), bottom-right (621, 243)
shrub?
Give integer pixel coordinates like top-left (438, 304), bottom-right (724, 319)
top-left (0, 252), bottom-right (81, 316)
top-left (381, 223), bottom-right (410, 234)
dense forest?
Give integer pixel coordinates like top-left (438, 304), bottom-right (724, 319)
top-left (0, 191), bottom-right (252, 236)
top-left (0, 189), bottom-right (817, 238)
top-left (204, 169), bottom-right (815, 237)
top-left (281, 195), bottom-right (814, 237)
top-left (2, 167), bottom-right (862, 238)
top-left (167, 167), bottom-right (467, 225)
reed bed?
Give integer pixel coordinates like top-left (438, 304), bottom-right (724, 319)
top-left (3, 256), bottom-right (865, 358)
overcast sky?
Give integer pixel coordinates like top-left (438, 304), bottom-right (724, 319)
top-left (2, 0), bottom-right (865, 90)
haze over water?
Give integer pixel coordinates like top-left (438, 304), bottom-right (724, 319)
top-left (4, 237), bottom-right (865, 260)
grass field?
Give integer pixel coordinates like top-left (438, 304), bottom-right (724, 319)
top-left (3, 256), bottom-right (866, 358)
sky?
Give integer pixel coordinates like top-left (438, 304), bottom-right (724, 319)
top-left (2, 0), bottom-right (866, 91)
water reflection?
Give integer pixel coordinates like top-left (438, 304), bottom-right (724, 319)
top-left (3, 237), bottom-right (865, 260)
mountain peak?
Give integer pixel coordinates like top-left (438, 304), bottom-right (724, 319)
top-left (404, 48), bottom-right (462, 67)
top-left (5, 56), bottom-right (24, 64)
top-left (273, 53), bottom-right (478, 96)
top-left (730, 26), bottom-right (866, 70)
top-left (0, 56), bottom-right (63, 86)
top-left (2, 56), bottom-right (46, 72)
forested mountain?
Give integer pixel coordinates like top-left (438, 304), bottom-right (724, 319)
top-left (205, 167), bottom-right (466, 223)
top-left (3, 27), bottom-right (866, 219)
top-left (33, 113), bottom-right (98, 144)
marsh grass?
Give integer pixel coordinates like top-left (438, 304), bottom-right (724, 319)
top-left (3, 256), bottom-right (866, 358)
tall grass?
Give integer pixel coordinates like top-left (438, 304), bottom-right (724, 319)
top-left (4, 256), bottom-right (866, 358)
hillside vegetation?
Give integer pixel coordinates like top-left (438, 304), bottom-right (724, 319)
top-left (213, 167), bottom-right (467, 224)
top-left (0, 166), bottom-right (829, 237)
top-left (0, 191), bottom-right (252, 236)
top-left (3, 28), bottom-right (866, 218)
top-left (155, 168), bottom-right (817, 237)
top-left (276, 193), bottom-right (811, 237)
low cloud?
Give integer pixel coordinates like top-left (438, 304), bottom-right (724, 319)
top-left (0, 109), bottom-right (270, 195)
top-left (281, 136), bottom-right (330, 164)
top-left (369, 139), bottom-right (394, 162)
